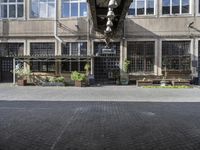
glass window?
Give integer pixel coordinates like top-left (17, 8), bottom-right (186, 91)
top-left (61, 60), bottom-right (88, 72)
top-left (61, 42), bottom-right (87, 56)
top-left (162, 41), bottom-right (191, 71)
top-left (30, 0), bottom-right (55, 18)
top-left (0, 0), bottom-right (24, 18)
top-left (127, 41), bottom-right (155, 73)
top-left (30, 43), bottom-right (55, 56)
top-left (0, 43), bottom-right (24, 56)
top-left (172, 0), bottom-right (180, 14)
top-left (137, 0), bottom-right (145, 15)
top-left (30, 61), bottom-right (55, 72)
top-left (162, 0), bottom-right (190, 15)
top-left (182, 0), bottom-right (189, 13)
top-left (162, 0), bottom-right (170, 14)
top-left (61, 0), bottom-right (87, 18)
top-left (128, 0), bottom-right (155, 16)
top-left (147, 0), bottom-right (154, 14)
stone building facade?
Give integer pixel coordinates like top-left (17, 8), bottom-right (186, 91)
top-left (0, 0), bottom-right (199, 84)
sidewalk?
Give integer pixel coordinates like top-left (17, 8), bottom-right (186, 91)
top-left (0, 84), bottom-right (200, 102)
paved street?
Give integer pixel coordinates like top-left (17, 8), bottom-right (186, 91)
top-left (0, 101), bottom-right (200, 150)
top-left (0, 84), bottom-right (200, 150)
top-left (0, 84), bottom-right (200, 102)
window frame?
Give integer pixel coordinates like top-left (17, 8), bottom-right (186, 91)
top-left (128, 0), bottom-right (156, 17)
top-left (61, 42), bottom-right (88, 56)
top-left (30, 0), bottom-right (56, 19)
top-left (161, 0), bottom-right (192, 16)
top-left (61, 0), bottom-right (88, 19)
top-left (127, 41), bottom-right (155, 74)
top-left (0, 0), bottom-right (24, 19)
top-left (161, 40), bottom-right (191, 71)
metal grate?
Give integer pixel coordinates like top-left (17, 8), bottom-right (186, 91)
top-left (94, 42), bottom-right (120, 84)
top-left (0, 43), bottom-right (24, 56)
top-left (30, 43), bottom-right (55, 56)
top-left (127, 41), bottom-right (154, 73)
top-left (162, 41), bottom-right (191, 71)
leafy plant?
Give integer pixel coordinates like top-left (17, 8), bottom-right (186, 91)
top-left (48, 76), bottom-right (65, 83)
top-left (84, 62), bottom-right (91, 76)
top-left (123, 59), bottom-right (130, 73)
top-left (71, 71), bottom-right (86, 81)
top-left (15, 67), bottom-right (31, 80)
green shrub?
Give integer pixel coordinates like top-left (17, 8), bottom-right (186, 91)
top-left (71, 71), bottom-right (86, 81)
top-left (48, 76), bottom-right (65, 83)
top-left (55, 76), bottom-right (65, 83)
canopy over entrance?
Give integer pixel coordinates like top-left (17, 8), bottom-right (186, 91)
top-left (88, 0), bottom-right (132, 37)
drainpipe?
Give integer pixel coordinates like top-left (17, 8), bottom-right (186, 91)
top-left (54, 0), bottom-right (63, 43)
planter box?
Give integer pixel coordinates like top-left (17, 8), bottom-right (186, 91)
top-left (42, 82), bottom-right (65, 87)
top-left (17, 79), bottom-right (27, 86)
top-left (172, 80), bottom-right (190, 86)
top-left (137, 80), bottom-right (153, 86)
top-left (75, 81), bottom-right (86, 87)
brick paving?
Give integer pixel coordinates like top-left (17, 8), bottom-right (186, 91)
top-left (0, 101), bottom-right (200, 150)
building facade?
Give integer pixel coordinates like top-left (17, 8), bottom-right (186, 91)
top-left (0, 0), bottom-right (199, 84)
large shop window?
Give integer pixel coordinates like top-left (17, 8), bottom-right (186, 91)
top-left (30, 61), bottom-right (55, 72)
top-left (30, 0), bottom-right (55, 18)
top-left (0, 43), bottom-right (24, 56)
top-left (162, 0), bottom-right (190, 15)
top-left (0, 0), bottom-right (24, 19)
top-left (61, 59), bottom-right (88, 72)
top-left (30, 43), bottom-right (55, 56)
top-left (62, 0), bottom-right (87, 18)
top-left (128, 0), bottom-right (155, 16)
top-left (127, 41), bottom-right (155, 73)
top-left (62, 42), bottom-right (87, 56)
top-left (162, 41), bottom-right (191, 71)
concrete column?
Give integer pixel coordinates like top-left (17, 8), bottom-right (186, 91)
top-left (192, 38), bottom-right (198, 77)
top-left (154, 39), bottom-right (158, 75)
top-left (157, 38), bottom-right (162, 76)
top-left (91, 40), bottom-right (94, 75)
top-left (120, 39), bottom-right (127, 72)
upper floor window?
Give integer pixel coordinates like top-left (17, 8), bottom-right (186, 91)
top-left (62, 0), bottom-right (87, 18)
top-left (30, 43), bottom-right (55, 56)
top-left (30, 0), bottom-right (55, 18)
top-left (62, 42), bottom-right (87, 56)
top-left (162, 0), bottom-right (190, 15)
top-left (128, 0), bottom-right (155, 16)
top-left (0, 0), bottom-right (24, 19)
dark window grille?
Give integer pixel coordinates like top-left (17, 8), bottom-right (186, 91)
top-left (61, 59), bottom-right (88, 72)
top-left (162, 41), bottom-right (191, 71)
top-left (62, 43), bottom-right (70, 55)
top-left (30, 43), bottom-right (55, 56)
top-left (127, 41), bottom-right (155, 73)
top-left (30, 61), bottom-right (55, 72)
top-left (61, 42), bottom-right (87, 56)
top-left (0, 43), bottom-right (24, 56)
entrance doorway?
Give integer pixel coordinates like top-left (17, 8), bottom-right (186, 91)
top-left (0, 57), bottom-right (13, 82)
top-left (94, 42), bottom-right (120, 84)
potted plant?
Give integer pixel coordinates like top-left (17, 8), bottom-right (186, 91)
top-left (15, 67), bottom-right (31, 86)
top-left (84, 62), bottom-right (91, 76)
top-left (120, 59), bottom-right (130, 85)
top-left (71, 71), bottom-right (86, 87)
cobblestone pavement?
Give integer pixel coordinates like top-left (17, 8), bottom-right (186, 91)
top-left (0, 101), bottom-right (200, 150)
top-left (0, 84), bottom-right (200, 102)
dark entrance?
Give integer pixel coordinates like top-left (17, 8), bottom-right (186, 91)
top-left (0, 57), bottom-right (13, 82)
top-left (94, 42), bottom-right (120, 84)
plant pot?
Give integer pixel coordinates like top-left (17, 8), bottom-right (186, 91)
top-left (75, 81), bottom-right (85, 87)
top-left (137, 80), bottom-right (153, 86)
top-left (17, 79), bottom-right (27, 86)
top-left (120, 72), bottom-right (129, 85)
